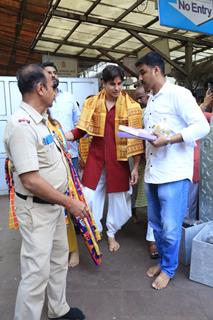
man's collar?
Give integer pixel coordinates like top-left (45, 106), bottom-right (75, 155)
top-left (151, 81), bottom-right (169, 98)
top-left (20, 102), bottom-right (47, 125)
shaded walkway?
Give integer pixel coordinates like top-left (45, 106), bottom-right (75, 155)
top-left (0, 196), bottom-right (212, 320)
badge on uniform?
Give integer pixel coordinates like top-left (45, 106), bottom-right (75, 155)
top-left (43, 134), bottom-right (54, 145)
top-left (18, 118), bottom-right (30, 124)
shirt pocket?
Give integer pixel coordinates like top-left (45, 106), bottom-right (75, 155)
top-left (44, 142), bottom-right (59, 165)
top-left (38, 141), bottom-right (59, 166)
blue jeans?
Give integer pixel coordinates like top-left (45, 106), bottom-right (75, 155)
top-left (145, 179), bottom-right (190, 278)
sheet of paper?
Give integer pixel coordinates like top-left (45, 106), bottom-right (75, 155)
top-left (118, 125), bottom-right (156, 141)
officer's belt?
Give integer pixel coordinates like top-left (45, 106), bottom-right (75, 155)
top-left (16, 192), bottom-right (55, 205)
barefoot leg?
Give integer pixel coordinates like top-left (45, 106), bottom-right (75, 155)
top-left (68, 250), bottom-right (79, 268)
top-left (108, 236), bottom-right (120, 252)
top-left (152, 271), bottom-right (170, 290)
top-left (146, 264), bottom-right (161, 278)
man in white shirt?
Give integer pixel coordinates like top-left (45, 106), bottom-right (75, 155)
top-left (42, 62), bottom-right (80, 172)
top-left (135, 52), bottom-right (210, 290)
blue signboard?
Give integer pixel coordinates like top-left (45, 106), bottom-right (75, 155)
top-left (158, 0), bottom-right (213, 35)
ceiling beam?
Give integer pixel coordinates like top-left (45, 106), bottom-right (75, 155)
top-left (143, 16), bottom-right (159, 28)
top-left (170, 44), bottom-right (186, 52)
top-left (111, 35), bottom-right (132, 50)
top-left (103, 17), bottom-right (159, 57)
top-left (84, 0), bottom-right (103, 15)
top-left (116, 33), bottom-right (164, 63)
top-left (34, 48), bottom-right (108, 64)
top-left (128, 30), bottom-right (187, 76)
top-left (113, 0), bottom-right (147, 21)
top-left (30, 0), bottom-right (61, 50)
top-left (77, 27), bottom-right (109, 57)
top-left (76, 0), bottom-right (147, 58)
top-left (174, 47), bottom-right (212, 62)
top-left (169, 43), bottom-right (213, 65)
top-left (40, 36), bottom-right (132, 55)
top-left (54, 0), bottom-right (102, 54)
top-left (52, 10), bottom-right (213, 47)
top-left (98, 49), bottom-right (137, 77)
top-left (95, 16), bottom-right (160, 61)
top-left (54, 21), bottom-right (81, 54)
top-left (191, 54), bottom-right (213, 65)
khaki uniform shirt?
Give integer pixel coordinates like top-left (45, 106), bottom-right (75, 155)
top-left (4, 102), bottom-right (68, 195)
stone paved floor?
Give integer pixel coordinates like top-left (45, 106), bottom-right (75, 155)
top-left (0, 195), bottom-right (212, 320)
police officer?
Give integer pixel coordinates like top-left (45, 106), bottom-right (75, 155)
top-left (4, 64), bottom-right (86, 320)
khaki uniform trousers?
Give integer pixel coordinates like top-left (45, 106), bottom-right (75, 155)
top-left (14, 196), bottom-right (70, 320)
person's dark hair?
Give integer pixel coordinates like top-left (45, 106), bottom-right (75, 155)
top-left (102, 65), bottom-right (124, 82)
top-left (47, 109), bottom-right (59, 126)
top-left (16, 64), bottom-right (47, 95)
top-left (85, 95), bottom-right (94, 99)
top-left (41, 62), bottom-right (59, 88)
top-left (204, 77), bottom-right (213, 90)
top-left (135, 52), bottom-right (165, 75)
top-left (41, 61), bottom-right (58, 72)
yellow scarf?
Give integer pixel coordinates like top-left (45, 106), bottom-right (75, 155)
top-left (77, 90), bottom-right (144, 161)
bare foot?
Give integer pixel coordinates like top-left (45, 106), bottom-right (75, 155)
top-left (146, 264), bottom-right (161, 278)
top-left (108, 237), bottom-right (120, 252)
top-left (152, 271), bottom-right (170, 290)
top-left (68, 251), bottom-right (79, 268)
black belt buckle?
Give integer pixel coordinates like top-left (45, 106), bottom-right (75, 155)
top-left (16, 192), bottom-right (54, 205)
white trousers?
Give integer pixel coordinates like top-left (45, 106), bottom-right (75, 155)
top-left (14, 196), bottom-right (69, 320)
top-left (83, 170), bottom-right (132, 238)
top-left (146, 222), bottom-right (155, 242)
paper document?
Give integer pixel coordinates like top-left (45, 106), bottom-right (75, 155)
top-left (118, 125), bottom-right (156, 141)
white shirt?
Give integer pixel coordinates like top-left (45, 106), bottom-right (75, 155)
top-left (50, 90), bottom-right (80, 158)
top-left (143, 81), bottom-right (210, 184)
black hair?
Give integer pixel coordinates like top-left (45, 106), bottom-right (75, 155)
top-left (47, 108), bottom-right (59, 126)
top-left (204, 77), bottom-right (213, 89)
top-left (102, 65), bottom-right (124, 82)
top-left (135, 52), bottom-right (165, 75)
top-left (41, 61), bottom-right (58, 72)
top-left (16, 64), bottom-right (47, 95)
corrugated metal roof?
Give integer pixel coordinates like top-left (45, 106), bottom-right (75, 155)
top-left (0, 0), bottom-right (213, 76)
